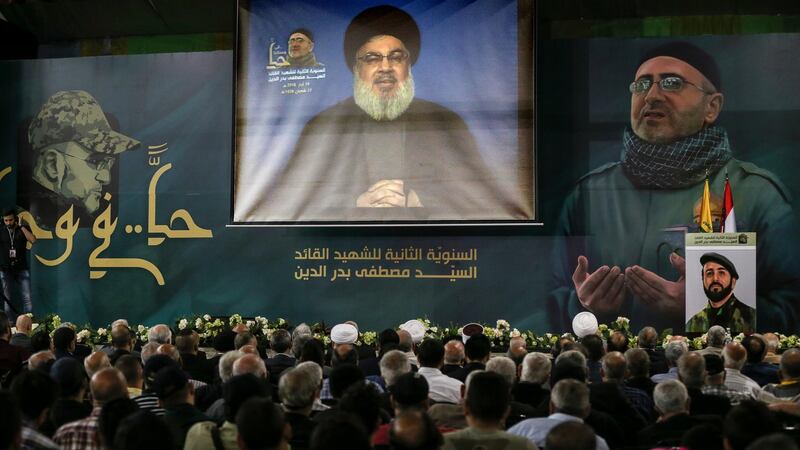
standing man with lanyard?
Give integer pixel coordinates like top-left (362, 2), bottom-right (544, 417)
top-left (0, 209), bottom-right (35, 321)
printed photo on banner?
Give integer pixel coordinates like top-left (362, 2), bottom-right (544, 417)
top-left (234, 0), bottom-right (535, 223)
top-left (685, 233), bottom-right (756, 334)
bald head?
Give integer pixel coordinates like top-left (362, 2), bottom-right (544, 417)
top-left (780, 348), bottom-right (800, 380)
top-left (444, 340), bottom-right (464, 365)
top-left (233, 353), bottom-right (268, 379)
top-left (90, 368), bottom-right (128, 406)
top-left (763, 333), bottom-right (779, 353)
top-left (156, 344), bottom-right (181, 362)
top-left (28, 350), bottom-right (55, 371)
top-left (723, 342), bottom-right (747, 370)
top-left (111, 325), bottom-right (133, 350)
top-left (239, 344), bottom-right (260, 355)
top-left (15, 315), bottom-right (32, 334)
top-left (601, 351), bottom-right (627, 382)
top-left (84, 351), bottom-right (111, 378)
top-left (140, 342), bottom-right (159, 364)
top-left (507, 336), bottom-right (528, 362)
top-left (397, 330), bottom-right (413, 352)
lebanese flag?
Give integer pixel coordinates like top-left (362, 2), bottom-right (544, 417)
top-left (722, 176), bottom-right (736, 232)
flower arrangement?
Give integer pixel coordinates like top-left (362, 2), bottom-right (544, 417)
top-left (24, 313), bottom-right (800, 353)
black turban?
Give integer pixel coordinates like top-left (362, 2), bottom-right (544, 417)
top-left (344, 5), bottom-right (421, 67)
top-left (638, 41), bottom-right (721, 92)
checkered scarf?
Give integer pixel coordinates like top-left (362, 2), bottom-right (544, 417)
top-left (621, 125), bottom-right (732, 189)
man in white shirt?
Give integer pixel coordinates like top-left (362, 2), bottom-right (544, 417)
top-left (416, 339), bottom-right (464, 404)
top-left (508, 379), bottom-right (609, 450)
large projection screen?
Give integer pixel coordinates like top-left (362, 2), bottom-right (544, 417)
top-left (233, 0), bottom-right (535, 224)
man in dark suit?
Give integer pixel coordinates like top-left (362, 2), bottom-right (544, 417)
top-left (638, 379), bottom-right (721, 447)
top-left (176, 329), bottom-right (212, 384)
top-left (638, 326), bottom-right (668, 375)
top-left (448, 334), bottom-right (491, 383)
top-left (677, 352), bottom-right (731, 417)
top-left (265, 329), bottom-right (296, 387)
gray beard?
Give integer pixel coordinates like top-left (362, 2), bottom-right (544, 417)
top-left (353, 72), bottom-right (415, 121)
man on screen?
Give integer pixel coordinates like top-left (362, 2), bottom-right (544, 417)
top-left (287, 28), bottom-right (322, 68)
top-left (24, 90), bottom-right (140, 229)
top-left (268, 5), bottom-right (516, 221)
top-left (686, 252), bottom-right (755, 333)
top-left (548, 42), bottom-right (800, 332)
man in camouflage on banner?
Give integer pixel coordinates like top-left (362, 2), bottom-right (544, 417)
top-left (25, 90), bottom-right (140, 228)
top-left (686, 252), bottom-right (755, 333)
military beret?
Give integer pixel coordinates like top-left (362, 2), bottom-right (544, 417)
top-left (28, 90), bottom-right (140, 155)
top-left (344, 5), bottom-right (420, 67)
top-left (638, 41), bottom-right (722, 92)
top-left (700, 252), bottom-right (739, 279)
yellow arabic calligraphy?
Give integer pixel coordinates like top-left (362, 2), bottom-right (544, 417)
top-left (0, 166), bottom-right (11, 182)
top-left (148, 163), bottom-right (213, 246)
top-left (89, 193), bottom-right (165, 285)
top-left (33, 206), bottom-right (78, 266)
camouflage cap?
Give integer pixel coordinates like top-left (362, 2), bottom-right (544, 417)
top-left (28, 90), bottom-right (140, 155)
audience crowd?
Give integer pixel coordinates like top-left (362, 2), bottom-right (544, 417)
top-left (1, 314), bottom-right (800, 450)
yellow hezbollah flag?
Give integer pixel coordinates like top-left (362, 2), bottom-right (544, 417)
top-left (700, 178), bottom-right (713, 232)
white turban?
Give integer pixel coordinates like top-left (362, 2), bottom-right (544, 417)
top-left (572, 312), bottom-right (598, 338)
top-left (330, 323), bottom-right (358, 344)
top-left (400, 319), bottom-right (426, 343)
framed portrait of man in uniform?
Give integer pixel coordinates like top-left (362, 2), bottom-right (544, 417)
top-left (685, 233), bottom-right (757, 334)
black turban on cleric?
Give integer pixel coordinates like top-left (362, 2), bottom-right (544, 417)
top-left (344, 5), bottom-right (421, 67)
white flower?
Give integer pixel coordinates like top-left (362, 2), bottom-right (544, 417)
top-left (203, 314), bottom-right (212, 321)
top-left (195, 318), bottom-right (203, 329)
top-left (511, 328), bottom-right (521, 338)
top-left (430, 326), bottom-right (438, 333)
top-left (496, 319), bottom-right (510, 330)
top-left (457, 327), bottom-right (464, 335)
top-left (77, 330), bottom-right (91, 343)
top-left (246, 320), bottom-right (255, 329)
top-left (138, 325), bottom-right (146, 332)
top-left (178, 319), bottom-right (188, 330)
top-left (616, 316), bottom-right (630, 325)
top-left (97, 328), bottom-right (107, 336)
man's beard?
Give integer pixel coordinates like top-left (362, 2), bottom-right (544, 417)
top-left (353, 71), bottom-right (415, 121)
top-left (704, 282), bottom-right (733, 303)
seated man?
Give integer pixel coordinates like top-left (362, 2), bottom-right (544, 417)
top-left (637, 380), bottom-right (721, 447)
top-left (442, 371), bottom-right (538, 450)
top-left (762, 348), bottom-right (800, 398)
top-left (508, 379), bottom-right (609, 450)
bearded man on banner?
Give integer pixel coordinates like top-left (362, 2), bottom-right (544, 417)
top-left (548, 42), bottom-right (800, 333)
top-left (267, 5), bottom-right (519, 221)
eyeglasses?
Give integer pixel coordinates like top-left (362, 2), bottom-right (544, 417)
top-left (57, 148), bottom-right (115, 171)
top-left (356, 50), bottom-right (409, 66)
top-left (629, 76), bottom-right (712, 95)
